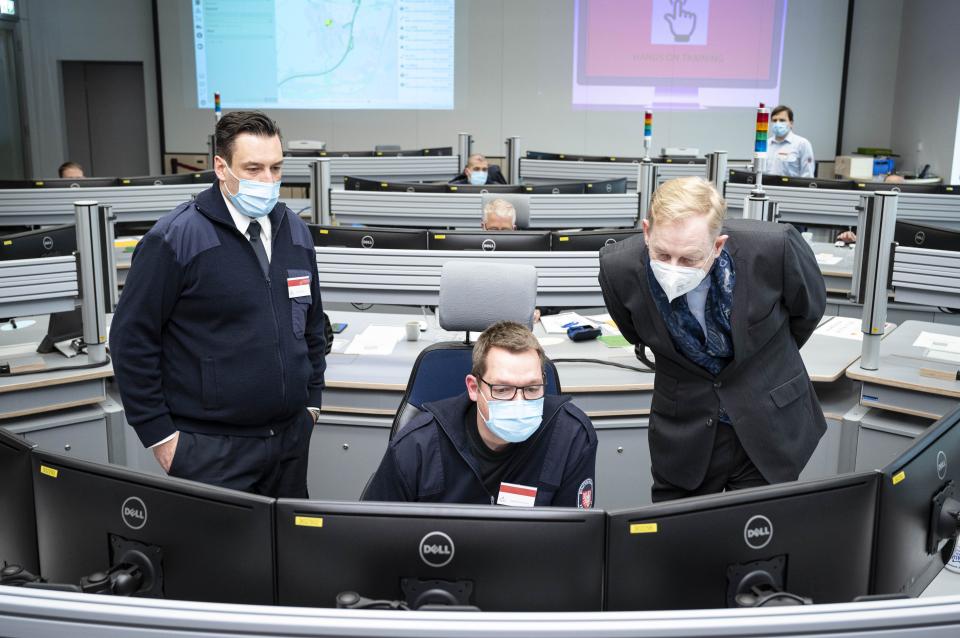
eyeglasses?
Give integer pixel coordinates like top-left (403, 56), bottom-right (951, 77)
top-left (478, 376), bottom-right (545, 401)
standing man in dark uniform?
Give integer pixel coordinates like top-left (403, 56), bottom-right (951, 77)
top-left (111, 111), bottom-right (326, 498)
top-left (599, 177), bottom-right (826, 502)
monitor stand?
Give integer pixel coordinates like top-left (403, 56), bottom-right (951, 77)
top-left (36, 308), bottom-right (83, 355)
top-left (727, 556), bottom-right (812, 607)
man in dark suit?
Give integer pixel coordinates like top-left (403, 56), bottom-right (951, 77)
top-left (598, 176), bottom-right (826, 502)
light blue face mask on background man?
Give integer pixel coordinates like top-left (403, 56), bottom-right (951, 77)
top-left (771, 121), bottom-right (790, 138)
top-left (224, 164), bottom-right (281, 218)
top-left (469, 170), bottom-right (488, 186)
top-left (480, 392), bottom-right (544, 443)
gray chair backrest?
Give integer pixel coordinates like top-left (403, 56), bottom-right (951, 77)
top-left (480, 193), bottom-right (530, 229)
top-left (438, 261), bottom-right (537, 331)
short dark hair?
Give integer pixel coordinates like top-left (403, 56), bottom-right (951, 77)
top-left (57, 161), bottom-right (83, 177)
top-left (471, 320), bottom-right (545, 380)
top-left (771, 105), bottom-right (794, 122)
top-left (214, 111), bottom-right (282, 164)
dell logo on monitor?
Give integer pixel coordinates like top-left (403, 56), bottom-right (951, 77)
top-left (360, 235), bottom-right (375, 249)
top-left (937, 450), bottom-right (948, 480)
top-left (121, 496), bottom-right (148, 530)
top-left (604, 238), bottom-right (617, 246)
top-left (481, 239), bottom-right (497, 252)
top-left (42, 236), bottom-right (54, 251)
top-left (915, 231), bottom-right (926, 246)
top-left (743, 515), bottom-right (773, 549)
top-left (419, 531), bottom-right (454, 568)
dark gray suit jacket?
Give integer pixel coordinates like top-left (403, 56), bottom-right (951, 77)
top-left (598, 219), bottom-right (827, 490)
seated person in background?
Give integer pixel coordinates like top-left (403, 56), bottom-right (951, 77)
top-left (449, 153), bottom-right (508, 186)
top-left (363, 320), bottom-right (598, 507)
top-left (837, 175), bottom-right (905, 243)
top-left (58, 161), bottom-right (85, 178)
top-left (482, 198), bottom-right (517, 231)
top-left (766, 105), bottom-right (814, 178)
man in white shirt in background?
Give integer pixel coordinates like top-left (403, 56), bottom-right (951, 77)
top-left (766, 105), bottom-right (815, 178)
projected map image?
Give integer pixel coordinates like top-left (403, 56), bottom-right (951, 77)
top-left (195, 0), bottom-right (453, 110)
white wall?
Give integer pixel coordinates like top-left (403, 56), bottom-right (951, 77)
top-left (158, 0), bottom-right (848, 161)
top-left (840, 0), bottom-right (903, 154)
top-left (889, 0), bottom-right (960, 180)
top-left (17, 0), bottom-right (162, 177)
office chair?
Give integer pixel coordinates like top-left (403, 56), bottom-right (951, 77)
top-left (388, 261), bottom-right (560, 441)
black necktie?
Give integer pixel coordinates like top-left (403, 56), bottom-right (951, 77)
top-left (248, 221), bottom-right (270, 276)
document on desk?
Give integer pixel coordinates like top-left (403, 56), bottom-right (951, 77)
top-left (540, 312), bottom-right (597, 334)
top-left (815, 253), bottom-right (844, 266)
top-left (913, 331), bottom-right (960, 355)
top-left (814, 317), bottom-right (893, 341)
top-left (344, 326), bottom-right (406, 356)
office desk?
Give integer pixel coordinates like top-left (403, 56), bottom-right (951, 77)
top-left (811, 240), bottom-right (855, 294)
top-left (846, 320), bottom-right (960, 420)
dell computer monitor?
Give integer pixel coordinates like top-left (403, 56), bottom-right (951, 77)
top-left (552, 228), bottom-right (641, 251)
top-left (0, 428), bottom-right (38, 574)
top-left (0, 177), bottom-right (119, 189)
top-left (447, 184), bottom-right (526, 194)
top-left (606, 472), bottom-right (880, 611)
top-left (31, 449), bottom-right (275, 604)
top-left (585, 178), bottom-right (628, 194)
top-left (894, 221), bottom-right (960, 253)
top-left (772, 175), bottom-right (856, 190)
top-left (310, 225), bottom-right (428, 250)
top-left (0, 225), bottom-right (77, 261)
top-left (429, 230), bottom-right (551, 252)
top-left (117, 171), bottom-right (216, 187)
top-left (342, 176), bottom-right (447, 193)
top-left (873, 405), bottom-right (960, 597)
top-left (275, 500), bottom-right (605, 611)
top-left (854, 181), bottom-right (941, 195)
top-left (523, 182), bottom-right (586, 195)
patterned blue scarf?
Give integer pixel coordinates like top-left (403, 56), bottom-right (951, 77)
top-left (647, 249), bottom-right (736, 376)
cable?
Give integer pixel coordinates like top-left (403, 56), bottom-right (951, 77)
top-left (351, 303), bottom-right (373, 311)
top-left (551, 357), bottom-right (653, 374)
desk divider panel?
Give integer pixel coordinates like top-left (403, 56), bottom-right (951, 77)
top-left (315, 247), bottom-right (603, 307)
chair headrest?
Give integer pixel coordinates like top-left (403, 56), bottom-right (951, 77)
top-left (439, 261), bottom-right (537, 332)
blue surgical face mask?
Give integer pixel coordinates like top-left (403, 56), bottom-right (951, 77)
top-left (771, 121), bottom-right (790, 138)
top-left (223, 164), bottom-right (280, 219)
top-left (479, 391), bottom-right (544, 443)
top-left (469, 170), bottom-right (488, 186)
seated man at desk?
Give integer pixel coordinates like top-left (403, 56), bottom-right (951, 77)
top-left (364, 321), bottom-right (598, 507)
top-left (58, 161), bottom-right (84, 178)
top-left (482, 198), bottom-right (517, 231)
top-left (449, 153), bottom-right (508, 186)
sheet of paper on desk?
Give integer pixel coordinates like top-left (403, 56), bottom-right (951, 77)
top-left (913, 331), bottom-right (960, 355)
top-left (815, 253), bottom-right (844, 266)
top-left (540, 312), bottom-right (597, 334)
top-left (814, 317), bottom-right (893, 341)
top-left (344, 326), bottom-right (405, 356)
top-left (585, 313), bottom-right (621, 333)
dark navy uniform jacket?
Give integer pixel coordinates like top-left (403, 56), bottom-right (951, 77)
top-left (364, 392), bottom-right (598, 507)
top-left (110, 183), bottom-right (326, 448)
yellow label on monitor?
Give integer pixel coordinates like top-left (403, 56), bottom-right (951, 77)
top-left (525, 187), bottom-right (533, 192)
top-left (558, 236), bottom-right (569, 242)
top-left (39, 465), bottom-right (58, 478)
top-left (665, 158), bottom-right (673, 163)
top-left (376, 152), bottom-right (383, 156)
top-left (380, 182), bottom-right (388, 188)
top-left (3, 240), bottom-right (11, 246)
top-left (434, 234), bottom-right (446, 240)
top-left (946, 186), bottom-right (954, 192)
top-left (122, 179), bottom-right (131, 184)
top-left (857, 183), bottom-right (866, 188)
top-left (559, 154), bottom-right (566, 159)
top-left (424, 150), bottom-right (431, 154)
top-left (114, 239), bottom-right (139, 248)
top-left (609, 157), bottom-right (617, 161)
top-left (34, 181), bottom-right (44, 186)
top-left (295, 516), bottom-right (324, 528)
top-left (892, 470), bottom-right (906, 485)
top-left (319, 229), bottom-right (329, 234)
top-left (450, 186), bottom-right (459, 191)
top-left (630, 522), bottom-right (658, 534)
top-left (781, 177), bottom-right (789, 182)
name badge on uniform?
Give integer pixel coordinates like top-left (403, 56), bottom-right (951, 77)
top-left (287, 276), bottom-right (310, 299)
top-left (497, 482), bottom-right (537, 507)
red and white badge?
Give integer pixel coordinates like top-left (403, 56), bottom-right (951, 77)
top-left (497, 482), bottom-right (537, 507)
top-left (287, 276), bottom-right (311, 299)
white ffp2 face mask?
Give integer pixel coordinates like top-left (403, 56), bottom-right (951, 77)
top-left (650, 260), bottom-right (707, 302)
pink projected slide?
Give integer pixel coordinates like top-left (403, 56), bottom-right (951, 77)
top-left (573, 0), bottom-right (787, 110)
